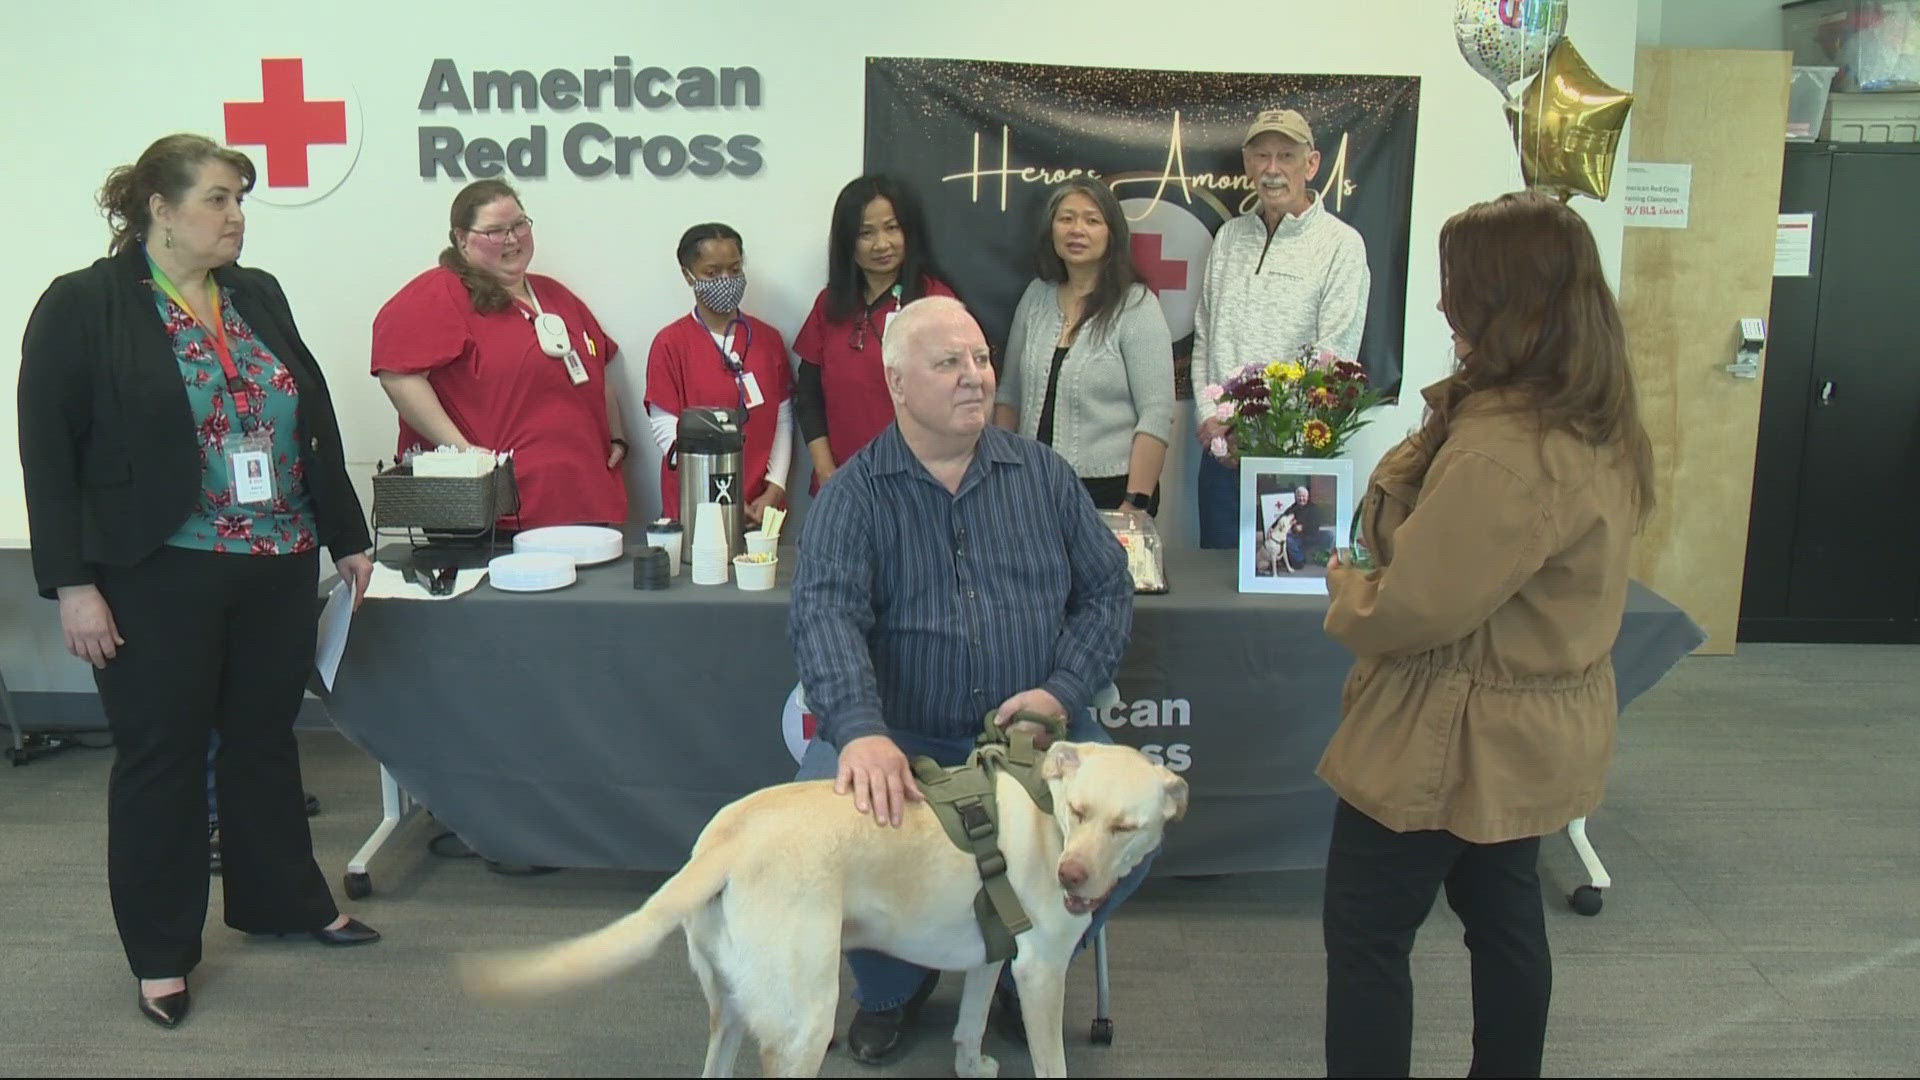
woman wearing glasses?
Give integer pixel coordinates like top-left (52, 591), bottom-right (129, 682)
top-left (371, 179), bottom-right (629, 529)
top-left (791, 176), bottom-right (954, 489)
top-left (642, 223), bottom-right (792, 525)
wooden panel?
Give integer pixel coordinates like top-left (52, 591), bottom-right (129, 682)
top-left (1620, 48), bottom-right (1790, 655)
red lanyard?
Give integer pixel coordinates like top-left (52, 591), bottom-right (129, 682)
top-left (149, 258), bottom-right (250, 417)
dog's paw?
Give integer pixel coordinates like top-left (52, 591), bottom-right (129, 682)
top-left (954, 1049), bottom-right (1000, 1078)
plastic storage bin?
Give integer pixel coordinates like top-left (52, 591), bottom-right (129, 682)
top-left (1784, 1), bottom-right (1920, 93)
top-left (1822, 91), bottom-right (1920, 140)
top-left (1790, 65), bottom-right (1841, 138)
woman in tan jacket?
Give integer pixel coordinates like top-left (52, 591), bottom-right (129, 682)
top-left (1318, 192), bottom-right (1655, 1078)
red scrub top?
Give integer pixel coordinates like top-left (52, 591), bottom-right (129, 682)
top-left (645, 311), bottom-right (792, 520)
top-left (793, 276), bottom-right (955, 470)
top-left (370, 266), bottom-right (627, 528)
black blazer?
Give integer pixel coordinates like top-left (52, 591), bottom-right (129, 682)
top-left (17, 243), bottom-right (371, 598)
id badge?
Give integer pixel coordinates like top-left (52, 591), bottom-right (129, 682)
top-left (229, 433), bottom-right (275, 505)
top-left (742, 372), bottom-right (765, 409)
top-left (562, 347), bottom-right (590, 386)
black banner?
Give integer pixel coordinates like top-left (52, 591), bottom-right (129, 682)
top-left (864, 57), bottom-right (1420, 397)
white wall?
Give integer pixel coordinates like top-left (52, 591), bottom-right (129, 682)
top-left (1659, 0), bottom-right (1788, 51)
top-left (2, 0), bottom-right (1645, 689)
top-left (1643, 0), bottom-right (1791, 50)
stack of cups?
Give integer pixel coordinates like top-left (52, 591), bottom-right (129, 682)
top-left (689, 501), bottom-right (731, 585)
top-left (645, 518), bottom-right (684, 577)
top-left (632, 546), bottom-right (672, 590)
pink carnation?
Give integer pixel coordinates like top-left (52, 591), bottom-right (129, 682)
top-left (1213, 401), bottom-right (1235, 422)
top-left (1209, 436), bottom-right (1230, 459)
top-left (1200, 384), bottom-right (1223, 406)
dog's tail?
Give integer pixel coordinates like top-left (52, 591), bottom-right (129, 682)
top-left (458, 833), bottom-right (733, 999)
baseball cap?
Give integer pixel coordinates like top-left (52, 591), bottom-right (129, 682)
top-left (1244, 109), bottom-right (1315, 148)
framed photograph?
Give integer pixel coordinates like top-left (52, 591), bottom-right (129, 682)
top-left (1238, 457), bottom-right (1355, 595)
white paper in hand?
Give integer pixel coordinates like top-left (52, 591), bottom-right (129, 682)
top-left (315, 580), bottom-right (354, 691)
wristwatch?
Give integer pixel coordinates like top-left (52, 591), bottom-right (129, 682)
top-left (1121, 491), bottom-right (1152, 509)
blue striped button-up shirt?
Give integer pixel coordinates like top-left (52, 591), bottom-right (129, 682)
top-left (789, 423), bottom-right (1133, 748)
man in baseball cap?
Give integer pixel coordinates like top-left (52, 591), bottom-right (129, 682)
top-left (1189, 106), bottom-right (1371, 547)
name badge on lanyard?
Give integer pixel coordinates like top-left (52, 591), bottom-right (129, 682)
top-left (149, 257), bottom-right (279, 506)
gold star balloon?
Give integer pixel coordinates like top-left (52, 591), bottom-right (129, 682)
top-left (1505, 39), bottom-right (1635, 201)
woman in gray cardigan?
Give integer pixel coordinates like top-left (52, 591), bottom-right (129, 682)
top-left (993, 179), bottom-right (1174, 514)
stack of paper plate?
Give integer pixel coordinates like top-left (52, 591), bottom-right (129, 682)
top-left (513, 525), bottom-right (625, 566)
top-left (488, 552), bottom-right (577, 592)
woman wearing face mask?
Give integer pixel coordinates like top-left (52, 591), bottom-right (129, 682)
top-left (791, 175), bottom-right (954, 489)
top-left (993, 178), bottom-right (1174, 515)
top-left (371, 179), bottom-right (629, 530)
top-left (643, 223), bottom-right (793, 524)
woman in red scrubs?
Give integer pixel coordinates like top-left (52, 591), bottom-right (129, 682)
top-left (370, 180), bottom-right (629, 529)
top-left (643, 223), bottom-right (792, 525)
top-left (791, 176), bottom-right (954, 488)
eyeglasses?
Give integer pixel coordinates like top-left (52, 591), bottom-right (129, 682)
top-left (470, 217), bottom-right (533, 244)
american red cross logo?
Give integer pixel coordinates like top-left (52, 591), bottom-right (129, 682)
top-left (1131, 233), bottom-right (1189, 296)
top-left (224, 58), bottom-right (346, 188)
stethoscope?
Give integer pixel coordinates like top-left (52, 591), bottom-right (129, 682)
top-left (696, 309), bottom-right (751, 411)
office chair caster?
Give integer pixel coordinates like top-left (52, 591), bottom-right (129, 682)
top-left (343, 872), bottom-right (372, 900)
top-left (1090, 1018), bottom-right (1114, 1045)
top-left (1568, 885), bottom-right (1603, 916)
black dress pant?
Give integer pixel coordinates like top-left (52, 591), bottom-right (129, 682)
top-left (1323, 799), bottom-right (1551, 1078)
top-left (93, 545), bottom-right (337, 978)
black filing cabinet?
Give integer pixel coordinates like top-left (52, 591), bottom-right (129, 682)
top-left (1740, 142), bottom-right (1920, 643)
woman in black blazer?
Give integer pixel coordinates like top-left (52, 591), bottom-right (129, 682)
top-left (16, 134), bottom-right (381, 1029)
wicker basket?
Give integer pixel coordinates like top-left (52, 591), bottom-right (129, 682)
top-left (371, 458), bottom-right (519, 531)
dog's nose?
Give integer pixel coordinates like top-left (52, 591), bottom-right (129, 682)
top-left (1058, 859), bottom-right (1089, 889)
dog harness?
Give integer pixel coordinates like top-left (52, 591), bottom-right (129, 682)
top-left (910, 711), bottom-right (1066, 964)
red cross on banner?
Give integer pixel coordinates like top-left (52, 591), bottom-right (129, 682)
top-left (1131, 233), bottom-right (1189, 295)
top-left (224, 59), bottom-right (346, 188)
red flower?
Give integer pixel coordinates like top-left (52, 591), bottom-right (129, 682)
top-left (214, 513), bottom-right (252, 539)
top-left (270, 366), bottom-right (299, 394)
top-left (206, 487), bottom-right (233, 510)
top-left (213, 541), bottom-right (228, 554)
top-left (198, 409), bottom-right (232, 448)
top-left (249, 537), bottom-right (279, 556)
top-left (294, 528), bottom-right (316, 552)
top-left (289, 460), bottom-right (306, 484)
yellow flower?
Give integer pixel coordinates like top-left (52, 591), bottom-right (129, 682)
top-left (1279, 362), bottom-right (1307, 384)
top-left (1263, 361), bottom-right (1286, 380)
top-left (1303, 419), bottom-right (1333, 449)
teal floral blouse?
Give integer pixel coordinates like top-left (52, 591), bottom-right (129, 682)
top-left (151, 281), bottom-right (318, 555)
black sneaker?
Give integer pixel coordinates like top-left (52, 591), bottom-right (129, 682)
top-left (844, 971), bottom-right (939, 1065)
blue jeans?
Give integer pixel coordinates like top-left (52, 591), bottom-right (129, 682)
top-left (1196, 454), bottom-right (1240, 549)
top-left (794, 709), bottom-right (1156, 1011)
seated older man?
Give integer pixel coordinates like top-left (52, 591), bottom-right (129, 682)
top-left (789, 295), bottom-right (1150, 1065)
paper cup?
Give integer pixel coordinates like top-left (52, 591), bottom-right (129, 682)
top-left (646, 531), bottom-right (683, 575)
top-left (733, 555), bottom-right (777, 591)
top-left (744, 530), bottom-right (777, 558)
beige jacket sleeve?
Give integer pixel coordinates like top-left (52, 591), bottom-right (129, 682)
top-left (1325, 448), bottom-right (1554, 657)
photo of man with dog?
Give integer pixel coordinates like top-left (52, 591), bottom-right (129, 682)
top-left (1253, 474), bottom-right (1338, 578)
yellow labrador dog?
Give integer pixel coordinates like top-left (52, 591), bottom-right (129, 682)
top-left (462, 739), bottom-right (1186, 1077)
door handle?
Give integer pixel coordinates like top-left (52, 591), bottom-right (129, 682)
top-left (1818, 380), bottom-right (1835, 406)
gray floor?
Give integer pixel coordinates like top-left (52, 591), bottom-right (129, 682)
top-left (1, 643), bottom-right (1916, 1077)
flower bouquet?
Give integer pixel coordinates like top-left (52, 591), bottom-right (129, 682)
top-left (1200, 345), bottom-right (1381, 460)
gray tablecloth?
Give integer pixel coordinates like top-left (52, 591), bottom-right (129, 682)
top-left (323, 546), bottom-right (1705, 875)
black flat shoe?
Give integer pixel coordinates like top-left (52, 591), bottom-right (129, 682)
top-left (309, 917), bottom-right (381, 946)
top-left (137, 985), bottom-right (190, 1028)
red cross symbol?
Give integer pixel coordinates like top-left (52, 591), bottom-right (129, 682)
top-left (1131, 233), bottom-right (1189, 296)
top-left (224, 59), bottom-right (346, 188)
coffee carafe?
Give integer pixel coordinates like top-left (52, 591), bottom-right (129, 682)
top-left (674, 407), bottom-right (746, 560)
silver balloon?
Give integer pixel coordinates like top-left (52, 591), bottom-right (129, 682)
top-left (1455, 0), bottom-right (1570, 95)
